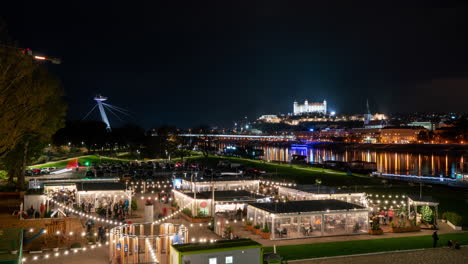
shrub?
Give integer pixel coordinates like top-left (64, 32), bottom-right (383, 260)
top-left (254, 224), bottom-right (261, 229)
top-left (131, 200), bottom-right (138, 211)
top-left (420, 206), bottom-right (433, 223)
top-left (224, 226), bottom-right (233, 237)
top-left (44, 210), bottom-right (53, 218)
top-left (443, 212), bottom-right (462, 226)
top-left (246, 220), bottom-right (253, 226)
top-left (262, 223), bottom-right (270, 233)
top-left (182, 208), bottom-right (192, 217)
top-left (70, 242), bottom-right (82, 248)
top-left (371, 221), bottom-right (381, 231)
top-left (197, 210), bottom-right (207, 217)
top-left (171, 201), bottom-right (178, 208)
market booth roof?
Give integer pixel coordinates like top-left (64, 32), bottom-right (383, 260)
top-left (172, 238), bottom-right (261, 252)
top-left (76, 182), bottom-right (127, 192)
top-left (249, 199), bottom-right (365, 214)
top-left (182, 190), bottom-right (267, 202)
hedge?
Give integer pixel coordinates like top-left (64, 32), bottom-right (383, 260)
top-left (443, 211), bottom-right (462, 226)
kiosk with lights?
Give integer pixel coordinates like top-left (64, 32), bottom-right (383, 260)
top-left (276, 184), bottom-right (367, 207)
top-left (247, 200), bottom-right (369, 240)
top-left (109, 222), bottom-right (188, 264)
top-left (173, 189), bottom-right (268, 217)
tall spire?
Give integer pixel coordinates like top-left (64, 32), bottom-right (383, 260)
top-left (366, 98), bottom-right (371, 115)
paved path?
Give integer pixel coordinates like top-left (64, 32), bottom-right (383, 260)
top-left (230, 221), bottom-right (460, 247)
top-left (293, 247), bottom-right (468, 264)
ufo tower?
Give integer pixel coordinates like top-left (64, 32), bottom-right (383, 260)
top-left (94, 95), bottom-right (111, 131)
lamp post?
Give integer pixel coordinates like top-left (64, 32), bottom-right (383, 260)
top-left (211, 173), bottom-right (215, 217)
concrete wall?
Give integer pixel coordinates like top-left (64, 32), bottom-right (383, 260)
top-left (181, 247), bottom-right (261, 264)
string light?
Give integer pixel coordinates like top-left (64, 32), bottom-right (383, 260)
top-left (22, 244), bottom-right (103, 262)
top-left (146, 238), bottom-right (158, 263)
top-left (47, 197), bottom-right (122, 225)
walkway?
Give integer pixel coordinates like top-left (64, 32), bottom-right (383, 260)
top-left (293, 247), bottom-right (468, 264)
top-left (230, 221), bottom-right (459, 247)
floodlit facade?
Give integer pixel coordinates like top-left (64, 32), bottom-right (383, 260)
top-left (293, 99), bottom-right (327, 115)
top-left (248, 200), bottom-right (368, 240)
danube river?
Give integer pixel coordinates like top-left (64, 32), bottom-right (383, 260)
top-left (259, 145), bottom-right (465, 177)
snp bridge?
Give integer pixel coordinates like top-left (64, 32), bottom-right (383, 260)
top-left (179, 134), bottom-right (296, 141)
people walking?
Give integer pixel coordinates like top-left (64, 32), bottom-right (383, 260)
top-left (432, 231), bottom-right (439, 248)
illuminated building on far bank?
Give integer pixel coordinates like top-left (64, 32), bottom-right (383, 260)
top-left (293, 99), bottom-right (327, 115)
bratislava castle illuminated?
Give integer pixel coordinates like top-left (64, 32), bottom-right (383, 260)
top-left (293, 99), bottom-right (327, 115)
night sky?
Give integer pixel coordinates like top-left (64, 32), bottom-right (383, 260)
top-left (3, 3), bottom-right (468, 128)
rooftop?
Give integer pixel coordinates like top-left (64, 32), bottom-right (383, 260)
top-left (179, 190), bottom-right (266, 201)
top-left (76, 182), bottom-right (127, 191)
top-left (186, 176), bottom-right (259, 182)
top-left (249, 200), bottom-right (366, 214)
top-left (408, 195), bottom-right (439, 205)
top-left (172, 238), bottom-right (261, 252)
top-left (283, 184), bottom-right (356, 195)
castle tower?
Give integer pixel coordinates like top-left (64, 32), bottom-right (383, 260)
top-left (293, 100), bottom-right (298, 115)
top-left (323, 99), bottom-right (327, 114)
top-left (364, 99), bottom-right (372, 125)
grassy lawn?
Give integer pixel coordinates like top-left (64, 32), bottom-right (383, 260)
top-left (28, 155), bottom-right (130, 169)
top-left (188, 155), bottom-right (381, 187)
top-left (263, 232), bottom-right (468, 260)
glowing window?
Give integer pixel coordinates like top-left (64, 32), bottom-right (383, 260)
top-left (209, 257), bottom-right (217, 264)
top-left (226, 256), bottom-right (233, 264)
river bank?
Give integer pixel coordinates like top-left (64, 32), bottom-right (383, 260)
top-left (310, 142), bottom-right (468, 155)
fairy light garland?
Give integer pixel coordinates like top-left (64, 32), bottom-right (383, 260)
top-left (146, 238), bottom-right (158, 263)
top-left (366, 193), bottom-right (408, 211)
top-left (22, 242), bottom-right (104, 262)
top-left (47, 197), bottom-right (123, 225)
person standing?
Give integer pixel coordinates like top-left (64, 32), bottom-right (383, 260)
top-left (27, 206), bottom-right (35, 219)
top-left (40, 203), bottom-right (46, 218)
top-left (432, 231), bottom-right (439, 248)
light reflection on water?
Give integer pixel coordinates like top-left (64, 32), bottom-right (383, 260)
top-left (259, 145), bottom-right (464, 177)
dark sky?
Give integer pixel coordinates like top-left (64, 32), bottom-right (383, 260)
top-left (3, 3), bottom-right (468, 128)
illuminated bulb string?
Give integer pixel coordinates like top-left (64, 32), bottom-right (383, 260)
top-left (146, 238), bottom-right (158, 263)
top-left (22, 242), bottom-right (105, 262)
top-left (47, 197), bottom-right (123, 225)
